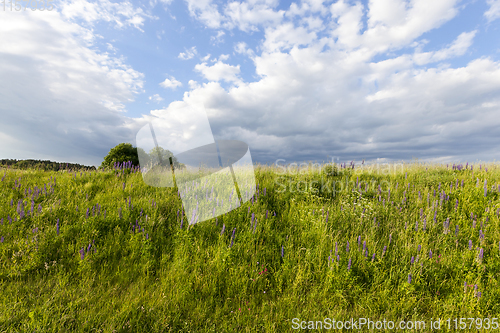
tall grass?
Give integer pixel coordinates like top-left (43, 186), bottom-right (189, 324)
top-left (0, 161), bottom-right (499, 332)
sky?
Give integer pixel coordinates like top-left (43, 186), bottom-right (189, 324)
top-left (1, 0), bottom-right (500, 168)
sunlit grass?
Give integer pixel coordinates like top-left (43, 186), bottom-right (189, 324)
top-left (0, 161), bottom-right (499, 332)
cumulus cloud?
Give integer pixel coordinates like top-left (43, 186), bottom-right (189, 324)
top-left (146, 0), bottom-right (500, 163)
top-left (224, 0), bottom-right (284, 32)
top-left (149, 94), bottom-right (164, 102)
top-left (485, 0), bottom-right (500, 22)
top-left (160, 76), bottom-right (183, 89)
top-left (0, 10), bottom-right (146, 166)
top-left (412, 30), bottom-right (477, 65)
top-left (178, 46), bottom-right (197, 60)
top-left (194, 61), bottom-right (242, 84)
top-left (60, 0), bottom-right (155, 32)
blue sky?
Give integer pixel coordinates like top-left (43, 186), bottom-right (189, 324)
top-left (1, 0), bottom-right (500, 167)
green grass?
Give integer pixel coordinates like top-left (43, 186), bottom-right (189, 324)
top-left (1, 161), bottom-right (499, 332)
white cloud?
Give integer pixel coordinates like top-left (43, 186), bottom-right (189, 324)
top-left (149, 94), bottom-right (164, 102)
top-left (211, 30), bottom-right (225, 44)
top-left (184, 0), bottom-right (224, 29)
top-left (151, 1), bottom-right (500, 163)
top-left (234, 41), bottom-right (255, 57)
top-left (263, 22), bottom-right (317, 52)
top-left (60, 0), bottom-right (155, 32)
top-left (194, 61), bottom-right (242, 84)
top-left (160, 76), bottom-right (183, 89)
top-left (0, 10), bottom-right (145, 166)
top-left (219, 54), bottom-right (230, 61)
top-left (224, 0), bottom-right (284, 32)
top-left (413, 30), bottom-right (477, 65)
top-left (485, 0), bottom-right (500, 22)
top-left (178, 46), bottom-right (197, 60)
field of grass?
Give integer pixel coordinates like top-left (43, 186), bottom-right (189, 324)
top-left (1, 160), bottom-right (499, 332)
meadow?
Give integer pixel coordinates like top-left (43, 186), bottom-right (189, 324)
top-left (0, 160), bottom-right (499, 332)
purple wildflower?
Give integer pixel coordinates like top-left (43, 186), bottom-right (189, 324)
top-left (479, 248), bottom-right (484, 261)
top-left (382, 246), bottom-right (387, 256)
top-left (429, 250), bottom-right (432, 258)
top-left (408, 274), bottom-right (412, 284)
top-left (358, 236), bottom-right (361, 248)
top-left (281, 245), bottom-right (284, 258)
top-left (411, 256), bottom-right (414, 264)
top-left (56, 218), bottom-right (60, 235)
top-left (469, 240), bottom-right (473, 250)
top-left (347, 258), bottom-right (351, 271)
top-left (346, 241), bottom-right (349, 253)
top-left (79, 248), bottom-right (85, 260)
top-left (230, 228), bottom-right (236, 247)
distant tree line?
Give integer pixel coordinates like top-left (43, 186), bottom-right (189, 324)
top-left (0, 159), bottom-right (96, 171)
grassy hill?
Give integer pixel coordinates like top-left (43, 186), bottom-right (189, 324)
top-left (0, 161), bottom-right (499, 332)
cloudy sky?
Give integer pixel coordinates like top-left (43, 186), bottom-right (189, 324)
top-left (1, 0), bottom-right (500, 167)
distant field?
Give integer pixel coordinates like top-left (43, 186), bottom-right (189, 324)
top-left (0, 161), bottom-right (499, 332)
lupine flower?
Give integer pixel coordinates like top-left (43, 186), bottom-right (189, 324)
top-left (281, 245), bottom-right (284, 258)
top-left (80, 248), bottom-right (85, 260)
top-left (358, 236), bottom-right (361, 248)
top-left (429, 250), bottom-right (432, 258)
top-left (408, 274), bottom-right (412, 284)
top-left (469, 240), bottom-right (473, 250)
top-left (455, 225), bottom-right (459, 236)
top-left (56, 218), bottom-right (60, 235)
top-left (479, 230), bottom-right (485, 240)
top-left (346, 241), bottom-right (349, 253)
top-left (86, 208), bottom-right (89, 219)
top-left (363, 240), bottom-right (366, 252)
top-left (347, 258), bottom-right (351, 271)
top-left (230, 228), bottom-right (236, 247)
top-left (382, 246), bottom-right (387, 256)
top-left (478, 248), bottom-right (484, 261)
top-left (411, 256), bottom-right (414, 264)
top-left (180, 216), bottom-right (184, 229)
